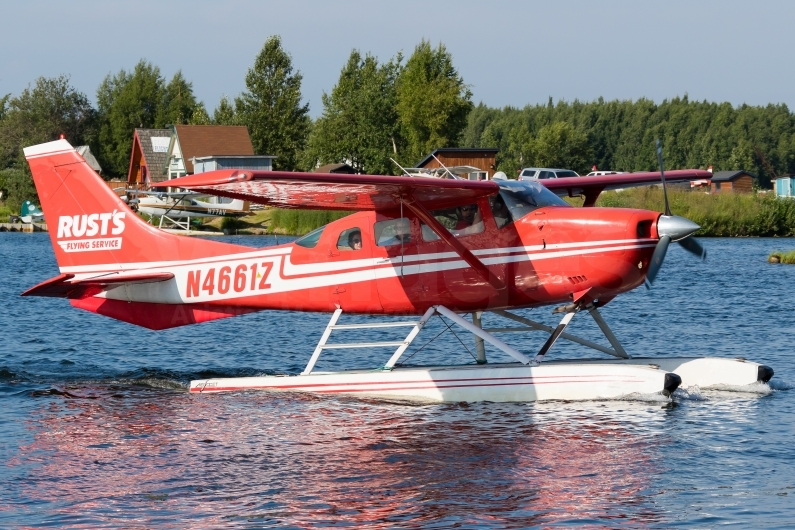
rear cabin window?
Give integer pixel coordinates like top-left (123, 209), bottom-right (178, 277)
top-left (337, 227), bottom-right (363, 250)
top-left (295, 225), bottom-right (325, 248)
top-left (374, 218), bottom-right (412, 247)
top-left (422, 203), bottom-right (485, 241)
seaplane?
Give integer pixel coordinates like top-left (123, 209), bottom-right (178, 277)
top-left (124, 190), bottom-right (250, 231)
top-left (21, 139), bottom-right (774, 402)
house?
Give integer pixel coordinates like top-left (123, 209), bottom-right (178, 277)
top-left (76, 145), bottom-right (102, 174)
top-left (774, 175), bottom-right (795, 198)
top-left (710, 170), bottom-right (755, 193)
top-left (192, 154), bottom-right (275, 174)
top-left (127, 128), bottom-right (172, 186)
top-left (315, 163), bottom-right (356, 174)
top-left (163, 125), bottom-right (264, 178)
top-left (416, 148), bottom-right (499, 180)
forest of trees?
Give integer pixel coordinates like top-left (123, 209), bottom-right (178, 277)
top-left (1, 34), bottom-right (795, 211)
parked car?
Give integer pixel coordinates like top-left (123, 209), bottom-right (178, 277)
top-left (585, 170), bottom-right (628, 177)
top-left (518, 167), bottom-right (580, 180)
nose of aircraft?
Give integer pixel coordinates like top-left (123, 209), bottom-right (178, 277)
top-left (656, 215), bottom-right (700, 242)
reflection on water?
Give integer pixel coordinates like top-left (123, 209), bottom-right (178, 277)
top-left (9, 385), bottom-right (676, 528)
top-left (3, 234), bottom-right (795, 527)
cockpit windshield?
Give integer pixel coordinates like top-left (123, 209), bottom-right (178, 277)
top-left (496, 180), bottom-right (570, 225)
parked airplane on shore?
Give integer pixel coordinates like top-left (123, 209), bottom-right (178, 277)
top-left (21, 139), bottom-right (773, 402)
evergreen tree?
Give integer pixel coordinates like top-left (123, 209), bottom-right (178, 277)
top-left (236, 36), bottom-right (310, 170)
top-left (305, 50), bottom-right (402, 174)
top-left (96, 60), bottom-right (166, 176)
top-left (396, 40), bottom-right (473, 164)
top-left (159, 71), bottom-right (199, 126)
top-left (212, 96), bottom-right (239, 125)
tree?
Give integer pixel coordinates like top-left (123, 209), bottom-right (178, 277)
top-left (96, 60), bottom-right (166, 176)
top-left (212, 95), bottom-right (239, 125)
top-left (530, 121), bottom-right (593, 173)
top-left (236, 36), bottom-right (310, 170)
top-left (159, 71), bottom-right (199, 126)
top-left (0, 75), bottom-right (96, 170)
top-left (396, 40), bottom-right (473, 164)
top-left (305, 50), bottom-right (402, 174)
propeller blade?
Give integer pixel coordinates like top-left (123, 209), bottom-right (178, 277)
top-left (644, 235), bottom-right (671, 289)
top-left (656, 139), bottom-right (672, 216)
top-left (677, 235), bottom-right (707, 260)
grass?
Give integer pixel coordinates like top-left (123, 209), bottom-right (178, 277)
top-left (585, 187), bottom-right (795, 237)
top-left (198, 208), bottom-right (352, 236)
top-left (768, 250), bottom-right (795, 264)
top-left (0, 203), bottom-right (11, 223)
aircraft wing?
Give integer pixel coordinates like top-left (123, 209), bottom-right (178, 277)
top-left (152, 170), bottom-right (500, 211)
top-left (541, 169), bottom-right (713, 206)
top-left (22, 272), bottom-right (175, 298)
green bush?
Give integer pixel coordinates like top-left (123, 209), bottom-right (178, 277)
top-left (0, 168), bottom-right (37, 213)
top-left (595, 188), bottom-right (795, 237)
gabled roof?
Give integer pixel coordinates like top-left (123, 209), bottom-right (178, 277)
top-left (711, 170), bottom-right (756, 182)
top-left (172, 125), bottom-right (254, 173)
top-left (416, 147), bottom-right (499, 168)
top-left (315, 163), bottom-right (356, 174)
top-left (75, 145), bottom-right (102, 174)
top-left (135, 128), bottom-right (172, 170)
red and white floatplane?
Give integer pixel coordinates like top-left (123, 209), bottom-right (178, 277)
top-left (22, 139), bottom-right (772, 402)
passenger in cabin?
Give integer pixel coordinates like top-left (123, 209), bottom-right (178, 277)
top-left (348, 230), bottom-right (362, 250)
top-left (453, 204), bottom-right (484, 235)
top-left (377, 218), bottom-right (412, 246)
top-left (489, 195), bottom-right (511, 229)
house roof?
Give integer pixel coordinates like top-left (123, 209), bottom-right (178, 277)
top-left (315, 163), bottom-right (356, 174)
top-left (172, 125), bottom-right (254, 173)
top-left (134, 128), bottom-right (172, 174)
top-left (75, 145), bottom-right (102, 174)
top-left (416, 147), bottom-right (499, 168)
top-left (711, 170), bottom-right (757, 182)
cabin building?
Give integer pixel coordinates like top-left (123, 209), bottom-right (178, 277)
top-left (127, 128), bottom-right (172, 186)
top-left (192, 154), bottom-right (275, 174)
top-left (710, 170), bottom-right (755, 193)
top-left (164, 125), bottom-right (260, 178)
top-left (76, 145), bottom-right (103, 174)
top-left (315, 163), bottom-right (357, 174)
top-left (774, 175), bottom-right (795, 198)
top-left (416, 148), bottom-right (499, 180)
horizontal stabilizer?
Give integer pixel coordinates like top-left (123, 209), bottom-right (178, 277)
top-left (71, 297), bottom-right (259, 330)
top-left (22, 272), bottom-right (174, 299)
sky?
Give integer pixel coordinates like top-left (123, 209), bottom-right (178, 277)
top-left (2, 0), bottom-right (794, 117)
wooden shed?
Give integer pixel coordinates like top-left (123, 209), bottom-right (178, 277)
top-left (711, 170), bottom-right (755, 193)
top-left (416, 148), bottom-right (499, 179)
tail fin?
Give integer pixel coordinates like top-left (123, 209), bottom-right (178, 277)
top-left (24, 139), bottom-right (247, 271)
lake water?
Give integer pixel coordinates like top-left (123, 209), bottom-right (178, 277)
top-left (1, 233), bottom-right (794, 528)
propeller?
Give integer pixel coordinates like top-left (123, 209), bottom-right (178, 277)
top-left (645, 140), bottom-right (707, 289)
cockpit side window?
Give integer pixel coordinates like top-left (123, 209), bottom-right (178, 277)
top-left (337, 227), bottom-right (363, 250)
top-left (496, 181), bottom-right (570, 224)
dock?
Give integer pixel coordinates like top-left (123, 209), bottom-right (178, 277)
top-left (0, 223), bottom-right (48, 232)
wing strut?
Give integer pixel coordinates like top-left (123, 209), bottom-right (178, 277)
top-left (402, 197), bottom-right (507, 292)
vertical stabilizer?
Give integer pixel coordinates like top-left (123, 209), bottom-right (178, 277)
top-left (24, 139), bottom-right (248, 271)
